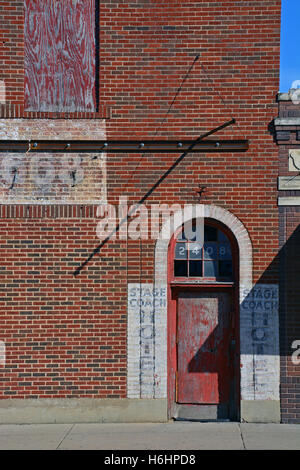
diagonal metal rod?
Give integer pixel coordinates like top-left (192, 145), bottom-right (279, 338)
top-left (73, 118), bottom-right (236, 276)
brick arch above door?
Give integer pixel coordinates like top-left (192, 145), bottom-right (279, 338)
top-left (155, 204), bottom-right (253, 289)
top-left (126, 205), bottom-right (254, 402)
top-left (152, 204), bottom-right (253, 400)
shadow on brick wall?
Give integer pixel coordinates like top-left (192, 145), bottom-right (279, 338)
top-left (278, 223), bottom-right (300, 423)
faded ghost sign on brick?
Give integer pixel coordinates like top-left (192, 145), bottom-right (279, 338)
top-left (127, 284), bottom-right (167, 399)
top-left (240, 284), bottom-right (279, 401)
top-left (0, 152), bottom-right (106, 205)
top-left (24, 0), bottom-right (96, 112)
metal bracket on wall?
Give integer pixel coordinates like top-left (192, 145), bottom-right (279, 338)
top-left (0, 139), bottom-right (248, 154)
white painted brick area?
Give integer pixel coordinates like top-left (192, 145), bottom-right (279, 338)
top-left (127, 284), bottom-right (167, 399)
top-left (0, 341), bottom-right (5, 367)
top-left (0, 119), bottom-right (107, 140)
top-left (0, 152), bottom-right (106, 205)
top-left (0, 119), bottom-right (107, 204)
top-left (240, 285), bottom-right (280, 401)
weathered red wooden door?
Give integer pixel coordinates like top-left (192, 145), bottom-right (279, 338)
top-left (177, 291), bottom-right (233, 405)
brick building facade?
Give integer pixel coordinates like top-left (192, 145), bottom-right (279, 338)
top-left (0, 0), bottom-right (290, 423)
top-left (276, 89), bottom-right (300, 424)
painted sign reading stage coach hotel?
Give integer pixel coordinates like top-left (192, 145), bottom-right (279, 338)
top-left (240, 284), bottom-right (279, 401)
top-left (128, 283), bottom-right (280, 404)
top-left (127, 284), bottom-right (167, 399)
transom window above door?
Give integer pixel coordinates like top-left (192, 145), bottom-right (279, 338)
top-left (173, 223), bottom-right (234, 281)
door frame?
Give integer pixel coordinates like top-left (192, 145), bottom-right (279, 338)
top-left (167, 219), bottom-right (240, 420)
top-left (168, 284), bottom-right (240, 420)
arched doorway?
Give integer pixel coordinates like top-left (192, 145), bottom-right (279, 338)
top-left (167, 219), bottom-right (240, 421)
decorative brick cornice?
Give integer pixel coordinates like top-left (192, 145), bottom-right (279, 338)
top-left (274, 91), bottom-right (300, 144)
top-left (275, 118), bottom-right (300, 126)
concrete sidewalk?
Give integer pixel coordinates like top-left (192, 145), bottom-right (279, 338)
top-left (0, 422), bottom-right (299, 450)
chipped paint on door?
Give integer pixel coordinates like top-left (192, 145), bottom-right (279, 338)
top-left (177, 291), bottom-right (232, 405)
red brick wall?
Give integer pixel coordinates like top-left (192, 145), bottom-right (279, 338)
top-left (0, 0), bottom-right (281, 399)
top-left (0, 209), bottom-right (127, 398)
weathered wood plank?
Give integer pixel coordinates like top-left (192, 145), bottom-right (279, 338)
top-left (24, 0), bottom-right (96, 112)
top-left (177, 291), bottom-right (232, 405)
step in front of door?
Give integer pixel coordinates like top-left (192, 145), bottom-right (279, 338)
top-left (173, 404), bottom-right (229, 421)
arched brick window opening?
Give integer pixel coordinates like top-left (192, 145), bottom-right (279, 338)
top-left (171, 220), bottom-right (236, 283)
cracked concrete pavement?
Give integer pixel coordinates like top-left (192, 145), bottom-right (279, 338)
top-left (0, 422), bottom-right (299, 450)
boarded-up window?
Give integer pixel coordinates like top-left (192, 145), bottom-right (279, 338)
top-left (24, 0), bottom-right (96, 112)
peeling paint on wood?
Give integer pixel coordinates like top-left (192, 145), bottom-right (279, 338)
top-left (177, 291), bottom-right (232, 405)
top-left (24, 0), bottom-right (96, 112)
